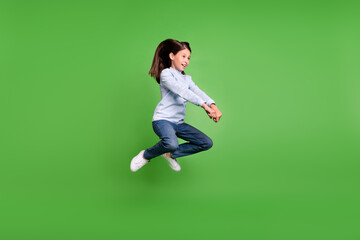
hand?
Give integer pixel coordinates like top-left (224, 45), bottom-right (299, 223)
top-left (210, 104), bottom-right (222, 123)
top-left (202, 103), bottom-right (216, 120)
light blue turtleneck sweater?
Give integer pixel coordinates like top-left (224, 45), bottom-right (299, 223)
top-left (152, 67), bottom-right (215, 124)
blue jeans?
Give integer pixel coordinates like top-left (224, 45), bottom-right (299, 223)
top-left (143, 120), bottom-right (213, 160)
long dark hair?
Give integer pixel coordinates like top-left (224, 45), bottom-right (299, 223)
top-left (148, 39), bottom-right (191, 84)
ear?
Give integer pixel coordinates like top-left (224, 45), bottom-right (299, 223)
top-left (169, 52), bottom-right (174, 61)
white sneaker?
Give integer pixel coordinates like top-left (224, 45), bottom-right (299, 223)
top-left (130, 150), bottom-right (149, 172)
top-left (161, 153), bottom-right (181, 171)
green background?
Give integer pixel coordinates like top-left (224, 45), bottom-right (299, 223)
top-left (1, 0), bottom-right (359, 239)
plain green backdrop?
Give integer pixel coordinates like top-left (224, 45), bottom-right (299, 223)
top-left (1, 0), bottom-right (359, 239)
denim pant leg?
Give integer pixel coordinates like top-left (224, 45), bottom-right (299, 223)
top-left (171, 122), bottom-right (213, 159)
top-left (143, 120), bottom-right (179, 160)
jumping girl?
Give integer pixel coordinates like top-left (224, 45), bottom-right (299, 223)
top-left (130, 39), bottom-right (222, 172)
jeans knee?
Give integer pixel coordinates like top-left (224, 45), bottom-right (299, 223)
top-left (163, 140), bottom-right (178, 152)
top-left (201, 138), bottom-right (213, 150)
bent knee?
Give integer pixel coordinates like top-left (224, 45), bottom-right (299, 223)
top-left (163, 141), bottom-right (179, 152)
top-left (201, 138), bottom-right (213, 150)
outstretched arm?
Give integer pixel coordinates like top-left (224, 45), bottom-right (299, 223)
top-left (160, 69), bottom-right (205, 107)
top-left (160, 69), bottom-right (218, 121)
top-left (187, 76), bottom-right (215, 107)
top-left (188, 76), bottom-right (222, 123)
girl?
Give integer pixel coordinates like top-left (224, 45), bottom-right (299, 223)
top-left (130, 39), bottom-right (222, 172)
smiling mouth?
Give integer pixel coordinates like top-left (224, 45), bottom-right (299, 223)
top-left (182, 64), bottom-right (186, 68)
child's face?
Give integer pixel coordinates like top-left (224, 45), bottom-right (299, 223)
top-left (170, 48), bottom-right (191, 72)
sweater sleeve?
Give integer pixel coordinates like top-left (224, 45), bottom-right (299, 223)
top-left (160, 69), bottom-right (205, 106)
top-left (187, 75), bottom-right (215, 107)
